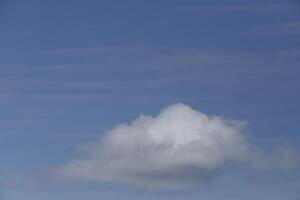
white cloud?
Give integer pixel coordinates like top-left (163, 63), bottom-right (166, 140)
top-left (57, 103), bottom-right (297, 190)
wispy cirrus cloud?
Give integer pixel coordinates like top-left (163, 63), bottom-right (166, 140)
top-left (254, 21), bottom-right (300, 35)
top-left (178, 3), bottom-right (298, 14)
top-left (0, 48), bottom-right (299, 104)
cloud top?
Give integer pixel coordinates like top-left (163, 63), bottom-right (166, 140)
top-left (57, 103), bottom-right (297, 190)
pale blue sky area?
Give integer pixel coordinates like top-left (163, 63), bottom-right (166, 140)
top-left (0, 0), bottom-right (300, 199)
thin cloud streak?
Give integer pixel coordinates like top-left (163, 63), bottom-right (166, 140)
top-left (179, 3), bottom-right (298, 14)
top-left (1, 48), bottom-right (300, 72)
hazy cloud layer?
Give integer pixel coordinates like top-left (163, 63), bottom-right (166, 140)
top-left (181, 3), bottom-right (297, 14)
top-left (57, 103), bottom-right (297, 190)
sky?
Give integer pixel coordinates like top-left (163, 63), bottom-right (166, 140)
top-left (0, 0), bottom-right (300, 199)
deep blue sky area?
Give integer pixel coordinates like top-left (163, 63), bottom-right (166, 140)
top-left (0, 0), bottom-right (300, 199)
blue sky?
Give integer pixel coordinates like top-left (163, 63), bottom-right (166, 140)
top-left (0, 0), bottom-right (300, 199)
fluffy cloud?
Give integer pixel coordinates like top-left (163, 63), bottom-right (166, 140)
top-left (57, 103), bottom-right (297, 190)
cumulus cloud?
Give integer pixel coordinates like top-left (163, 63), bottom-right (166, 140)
top-left (57, 103), bottom-right (297, 190)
